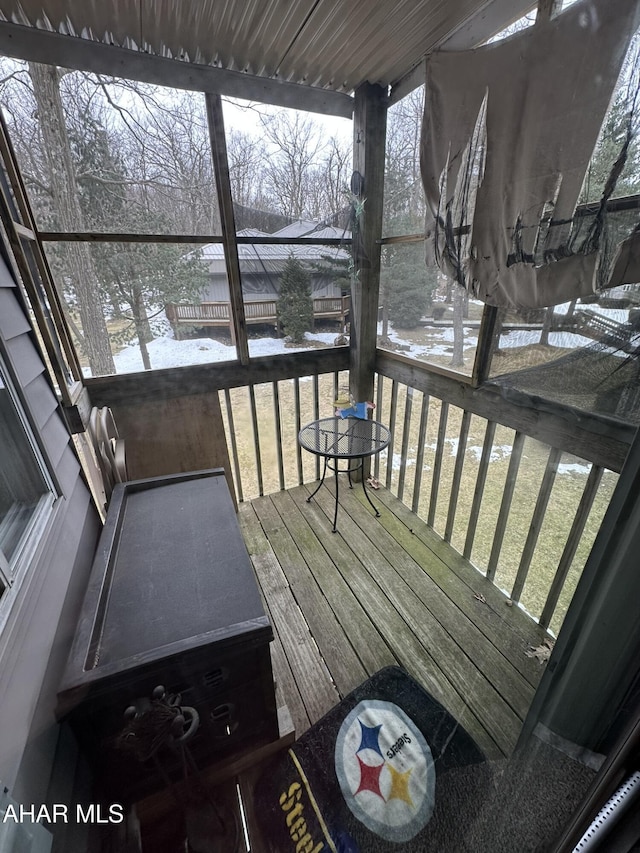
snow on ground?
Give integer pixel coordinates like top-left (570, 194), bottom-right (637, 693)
top-left (112, 320), bottom-right (478, 374)
top-left (113, 293), bottom-right (630, 375)
top-left (112, 330), bottom-right (338, 373)
top-left (557, 461), bottom-right (592, 476)
top-left (379, 322), bottom-right (478, 357)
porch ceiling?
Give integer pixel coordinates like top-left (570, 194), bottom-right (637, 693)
top-left (0, 0), bottom-right (534, 103)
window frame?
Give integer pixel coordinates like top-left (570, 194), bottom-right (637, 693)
top-left (0, 352), bottom-right (57, 626)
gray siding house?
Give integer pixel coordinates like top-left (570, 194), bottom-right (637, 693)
top-left (0, 248), bottom-right (100, 849)
top-left (198, 222), bottom-right (351, 303)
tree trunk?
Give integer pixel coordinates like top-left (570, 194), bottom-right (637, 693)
top-left (29, 63), bottom-right (115, 376)
top-left (539, 306), bottom-right (554, 345)
top-left (132, 284), bottom-right (153, 370)
top-left (445, 278), bottom-right (453, 303)
top-left (451, 284), bottom-right (466, 367)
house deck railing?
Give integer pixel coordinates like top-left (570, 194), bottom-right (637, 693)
top-left (215, 349), bottom-right (625, 638)
top-left (166, 295), bottom-right (350, 337)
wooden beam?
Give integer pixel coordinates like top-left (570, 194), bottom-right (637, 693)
top-left (536, 0), bottom-right (563, 24)
top-left (350, 82), bottom-right (387, 405)
top-left (472, 305), bottom-right (501, 386)
top-left (376, 350), bottom-right (634, 472)
top-left (206, 92), bottom-right (249, 365)
top-left (389, 0), bottom-right (537, 105)
top-left (39, 192), bottom-right (638, 243)
top-left (442, 0), bottom-right (536, 49)
top-left (86, 347), bottom-right (350, 406)
top-left (39, 232), bottom-right (350, 245)
top-left (0, 21), bottom-right (354, 118)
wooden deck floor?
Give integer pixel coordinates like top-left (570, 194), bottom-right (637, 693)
top-left (238, 480), bottom-right (549, 760)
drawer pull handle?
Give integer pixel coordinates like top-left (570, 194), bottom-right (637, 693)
top-left (203, 668), bottom-right (226, 689)
top-left (211, 703), bottom-right (233, 722)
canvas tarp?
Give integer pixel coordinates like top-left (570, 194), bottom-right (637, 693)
top-left (421, 0), bottom-right (640, 309)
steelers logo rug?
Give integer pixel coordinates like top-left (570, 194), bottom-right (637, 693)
top-left (253, 667), bottom-right (492, 853)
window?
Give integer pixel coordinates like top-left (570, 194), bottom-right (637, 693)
top-left (0, 358), bottom-right (55, 610)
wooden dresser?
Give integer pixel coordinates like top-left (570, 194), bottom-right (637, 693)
top-left (57, 469), bottom-right (278, 804)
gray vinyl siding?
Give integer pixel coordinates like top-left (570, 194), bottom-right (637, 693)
top-left (0, 286), bottom-right (31, 337)
top-left (4, 330), bottom-right (45, 388)
top-left (23, 372), bottom-right (59, 431)
top-left (0, 253), bottom-right (100, 826)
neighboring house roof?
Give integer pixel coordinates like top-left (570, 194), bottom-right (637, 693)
top-left (272, 221), bottom-right (351, 241)
top-left (198, 225), bottom-right (350, 276)
top-left (272, 220), bottom-right (320, 238)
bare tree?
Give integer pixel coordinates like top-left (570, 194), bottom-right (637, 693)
top-left (260, 112), bottom-right (324, 218)
top-left (28, 62), bottom-right (115, 375)
top-left (93, 79), bottom-right (220, 235)
top-left (324, 136), bottom-right (352, 217)
top-left (384, 86), bottom-right (426, 231)
top-left (305, 136), bottom-right (352, 221)
top-left (227, 128), bottom-right (270, 210)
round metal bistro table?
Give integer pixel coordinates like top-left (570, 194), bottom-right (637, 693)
top-left (298, 416), bottom-right (391, 532)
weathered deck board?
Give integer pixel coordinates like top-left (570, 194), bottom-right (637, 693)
top-left (305, 483), bottom-right (518, 755)
top-left (268, 489), bottom-right (397, 678)
top-left (238, 484), bottom-right (546, 760)
top-left (239, 502), bottom-right (339, 730)
top-left (251, 494), bottom-right (370, 695)
top-left (372, 486), bottom-right (549, 678)
top-left (326, 481), bottom-right (534, 721)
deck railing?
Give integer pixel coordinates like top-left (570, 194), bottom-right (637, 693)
top-left (217, 349), bottom-right (624, 636)
top-left (218, 369), bottom-right (349, 503)
top-left (166, 295), bottom-right (350, 336)
top-left (370, 369), bottom-right (616, 634)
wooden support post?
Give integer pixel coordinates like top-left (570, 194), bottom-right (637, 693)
top-left (350, 82), bottom-right (387, 406)
top-left (536, 0), bottom-right (563, 24)
top-left (205, 93), bottom-right (249, 365)
top-left (472, 305), bottom-right (501, 386)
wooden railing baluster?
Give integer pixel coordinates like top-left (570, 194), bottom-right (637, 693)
top-left (397, 386), bottom-right (413, 503)
top-left (312, 374), bottom-right (320, 481)
top-left (511, 446), bottom-right (562, 603)
top-left (412, 392), bottom-right (430, 515)
top-left (374, 374), bottom-right (384, 480)
top-left (428, 401), bottom-right (449, 529)
top-left (539, 464), bottom-right (603, 630)
top-left (272, 380), bottom-right (285, 492)
top-left (248, 384), bottom-right (264, 497)
top-left (463, 419), bottom-right (496, 560)
top-left (444, 409), bottom-right (471, 543)
top-left (385, 380), bottom-right (399, 490)
top-left (294, 377), bottom-right (303, 485)
top-left (487, 431), bottom-right (525, 582)
top-left (222, 388), bottom-right (243, 503)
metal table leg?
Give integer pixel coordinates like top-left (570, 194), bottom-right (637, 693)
top-left (361, 464), bottom-right (381, 517)
top-left (306, 456), bottom-right (329, 503)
